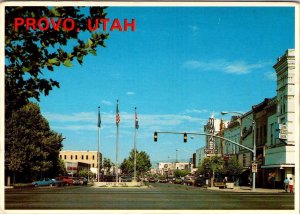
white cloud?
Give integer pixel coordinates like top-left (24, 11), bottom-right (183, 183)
top-left (101, 100), bottom-right (113, 106)
top-left (126, 91), bottom-right (135, 96)
top-left (264, 71), bottom-right (276, 81)
top-left (44, 111), bottom-right (207, 132)
top-left (44, 112), bottom-right (95, 122)
top-left (185, 109), bottom-right (208, 114)
top-left (183, 59), bottom-right (268, 75)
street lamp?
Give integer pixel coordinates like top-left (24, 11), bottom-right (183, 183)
top-left (221, 111), bottom-right (256, 191)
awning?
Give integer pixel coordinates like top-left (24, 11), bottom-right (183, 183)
top-left (261, 164), bottom-right (295, 169)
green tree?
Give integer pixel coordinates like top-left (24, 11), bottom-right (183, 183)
top-left (120, 149), bottom-right (151, 178)
top-left (224, 157), bottom-right (243, 181)
top-left (5, 6), bottom-right (109, 115)
top-left (5, 103), bottom-right (64, 183)
top-left (102, 157), bottom-right (113, 174)
top-left (173, 169), bottom-right (190, 178)
top-left (197, 156), bottom-right (224, 186)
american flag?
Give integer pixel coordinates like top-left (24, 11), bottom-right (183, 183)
top-left (116, 100), bottom-right (120, 126)
top-left (135, 108), bottom-right (139, 129)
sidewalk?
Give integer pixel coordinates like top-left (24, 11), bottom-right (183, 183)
top-left (207, 186), bottom-right (290, 193)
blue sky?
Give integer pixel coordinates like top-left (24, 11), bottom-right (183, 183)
top-left (38, 6), bottom-right (295, 164)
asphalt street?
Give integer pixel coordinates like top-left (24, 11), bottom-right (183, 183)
top-left (5, 183), bottom-right (294, 210)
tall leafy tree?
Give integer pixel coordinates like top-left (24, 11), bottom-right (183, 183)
top-left (5, 6), bottom-right (109, 115)
top-left (102, 157), bottom-right (113, 174)
top-left (120, 149), bottom-right (151, 178)
top-left (5, 103), bottom-right (64, 183)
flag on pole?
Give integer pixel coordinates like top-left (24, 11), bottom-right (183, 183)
top-left (116, 100), bottom-right (120, 126)
top-left (135, 108), bottom-right (139, 129)
top-left (97, 106), bottom-right (101, 128)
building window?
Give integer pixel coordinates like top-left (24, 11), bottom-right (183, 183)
top-left (71, 155), bottom-right (73, 160)
top-left (75, 155), bottom-right (77, 160)
top-left (64, 155), bottom-right (66, 159)
top-left (270, 123), bottom-right (274, 145)
top-left (92, 155), bottom-right (95, 160)
top-left (59, 155), bottom-right (62, 159)
top-left (92, 163), bottom-right (94, 167)
top-left (82, 155), bottom-right (84, 160)
top-left (86, 155), bottom-right (88, 160)
top-left (243, 154), bottom-right (246, 167)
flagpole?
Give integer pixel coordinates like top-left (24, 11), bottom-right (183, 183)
top-left (134, 107), bottom-right (137, 182)
top-left (116, 100), bottom-right (119, 183)
top-left (97, 106), bottom-right (101, 182)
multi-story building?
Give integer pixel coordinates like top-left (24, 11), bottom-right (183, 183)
top-left (203, 116), bottom-right (222, 156)
top-left (59, 150), bottom-right (102, 175)
top-left (252, 97), bottom-right (275, 187)
top-left (223, 116), bottom-right (240, 156)
top-left (262, 49), bottom-right (296, 187)
top-left (195, 146), bottom-right (207, 167)
top-left (156, 162), bottom-right (192, 176)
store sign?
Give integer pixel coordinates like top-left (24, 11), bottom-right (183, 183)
top-left (275, 123), bottom-right (288, 140)
top-left (252, 163), bottom-right (257, 173)
top-left (241, 125), bottom-right (253, 140)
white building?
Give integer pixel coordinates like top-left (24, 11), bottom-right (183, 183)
top-left (203, 116), bottom-right (222, 155)
top-left (156, 162), bottom-right (191, 176)
top-left (262, 49), bottom-right (296, 180)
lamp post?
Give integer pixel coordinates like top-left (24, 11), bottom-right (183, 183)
top-left (221, 111), bottom-right (256, 191)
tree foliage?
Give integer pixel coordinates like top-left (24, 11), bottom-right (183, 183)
top-left (102, 157), bottom-right (113, 174)
top-left (120, 149), bottom-right (151, 177)
top-left (197, 156), bottom-right (224, 178)
top-left (5, 6), bottom-right (109, 114)
top-left (173, 169), bottom-right (190, 178)
top-left (5, 103), bottom-right (64, 183)
top-left (196, 156), bottom-right (243, 181)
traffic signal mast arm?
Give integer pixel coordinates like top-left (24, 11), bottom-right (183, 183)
top-left (154, 131), bottom-right (255, 153)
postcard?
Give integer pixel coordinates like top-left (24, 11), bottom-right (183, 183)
top-left (1, 1), bottom-right (299, 213)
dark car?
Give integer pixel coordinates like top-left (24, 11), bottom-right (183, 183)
top-left (148, 177), bottom-right (156, 183)
top-left (194, 176), bottom-right (206, 187)
top-left (79, 177), bottom-right (88, 185)
top-left (121, 176), bottom-right (132, 182)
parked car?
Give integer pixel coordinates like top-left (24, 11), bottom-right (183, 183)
top-left (72, 177), bottom-right (81, 185)
top-left (158, 178), bottom-right (168, 183)
top-left (32, 178), bottom-right (56, 187)
top-left (52, 178), bottom-right (64, 187)
top-left (56, 176), bottom-right (73, 186)
top-left (194, 176), bottom-right (206, 187)
top-left (121, 176), bottom-right (132, 182)
top-left (173, 178), bottom-right (183, 184)
top-left (148, 177), bottom-right (156, 183)
top-left (79, 177), bottom-right (88, 185)
top-left (183, 176), bottom-right (195, 186)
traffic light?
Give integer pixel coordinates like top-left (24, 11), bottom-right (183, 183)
top-left (183, 132), bottom-right (187, 143)
top-left (154, 132), bottom-right (158, 142)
